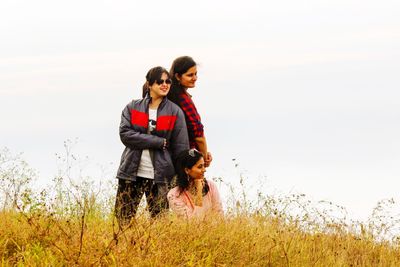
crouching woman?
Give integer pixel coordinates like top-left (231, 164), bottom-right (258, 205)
top-left (115, 66), bottom-right (189, 226)
top-left (167, 149), bottom-right (223, 219)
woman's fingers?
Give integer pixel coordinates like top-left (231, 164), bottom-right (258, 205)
top-left (205, 152), bottom-right (213, 167)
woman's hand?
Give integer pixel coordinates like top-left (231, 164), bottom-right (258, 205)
top-left (162, 139), bottom-right (168, 150)
top-left (204, 152), bottom-right (213, 167)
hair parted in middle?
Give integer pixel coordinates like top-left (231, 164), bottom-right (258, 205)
top-left (167, 56), bottom-right (197, 104)
top-left (142, 66), bottom-right (170, 97)
top-left (174, 148), bottom-right (209, 194)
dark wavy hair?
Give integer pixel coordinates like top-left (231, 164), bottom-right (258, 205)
top-left (142, 66), bottom-right (170, 97)
top-left (175, 149), bottom-right (209, 195)
top-left (167, 56), bottom-right (197, 104)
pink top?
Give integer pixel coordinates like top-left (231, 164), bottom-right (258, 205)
top-left (167, 180), bottom-right (223, 219)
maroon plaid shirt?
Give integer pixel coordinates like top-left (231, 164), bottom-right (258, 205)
top-left (177, 92), bottom-right (204, 149)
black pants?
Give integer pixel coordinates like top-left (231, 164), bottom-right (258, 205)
top-left (115, 177), bottom-right (169, 226)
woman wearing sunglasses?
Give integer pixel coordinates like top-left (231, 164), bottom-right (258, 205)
top-left (115, 66), bottom-right (189, 226)
top-left (167, 148), bottom-right (223, 219)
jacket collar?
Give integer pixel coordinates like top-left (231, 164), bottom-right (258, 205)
top-left (144, 92), bottom-right (168, 109)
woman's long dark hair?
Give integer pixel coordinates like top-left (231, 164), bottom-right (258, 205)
top-left (175, 149), bottom-right (209, 194)
top-left (167, 56), bottom-right (197, 104)
top-left (141, 66), bottom-right (170, 97)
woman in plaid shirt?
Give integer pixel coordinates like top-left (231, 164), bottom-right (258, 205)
top-left (167, 56), bottom-right (213, 168)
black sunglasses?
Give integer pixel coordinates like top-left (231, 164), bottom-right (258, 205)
top-left (156, 78), bottom-right (172, 85)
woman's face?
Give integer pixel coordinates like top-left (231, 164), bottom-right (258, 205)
top-left (177, 65), bottom-right (197, 89)
top-left (149, 73), bottom-right (171, 98)
top-left (186, 157), bottom-right (206, 181)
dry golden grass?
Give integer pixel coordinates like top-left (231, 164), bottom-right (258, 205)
top-left (2, 147), bottom-right (400, 266)
top-left (1, 208), bottom-right (400, 267)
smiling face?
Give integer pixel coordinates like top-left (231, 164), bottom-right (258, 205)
top-left (185, 157), bottom-right (206, 180)
top-left (176, 65), bottom-right (197, 89)
top-left (149, 72), bottom-right (171, 99)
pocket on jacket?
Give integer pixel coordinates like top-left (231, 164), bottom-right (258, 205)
top-left (119, 148), bottom-right (139, 174)
top-left (157, 151), bottom-right (175, 177)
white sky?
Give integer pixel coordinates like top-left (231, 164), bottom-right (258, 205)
top-left (1, 0), bottom-right (400, 220)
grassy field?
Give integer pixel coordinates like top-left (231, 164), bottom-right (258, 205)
top-left (1, 205), bottom-right (400, 266)
top-left (2, 146), bottom-right (400, 266)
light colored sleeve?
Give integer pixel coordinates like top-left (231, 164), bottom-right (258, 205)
top-left (208, 180), bottom-right (224, 216)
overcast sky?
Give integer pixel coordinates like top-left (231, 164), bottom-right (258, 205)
top-left (1, 0), bottom-right (400, 220)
